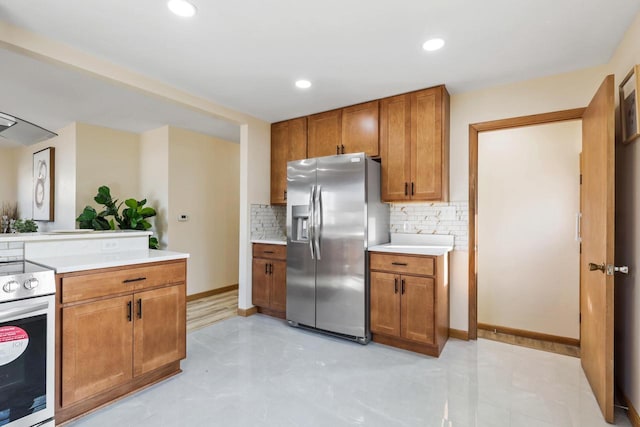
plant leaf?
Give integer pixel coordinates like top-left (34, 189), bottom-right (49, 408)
top-left (139, 207), bottom-right (156, 217)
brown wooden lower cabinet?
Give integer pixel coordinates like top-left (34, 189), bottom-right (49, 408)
top-left (252, 243), bottom-right (286, 318)
top-left (370, 252), bottom-right (448, 357)
top-left (56, 259), bottom-right (187, 424)
top-left (61, 295), bottom-right (134, 407)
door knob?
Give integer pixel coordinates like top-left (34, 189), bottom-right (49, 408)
top-left (589, 262), bottom-right (630, 275)
top-left (588, 262), bottom-right (605, 273)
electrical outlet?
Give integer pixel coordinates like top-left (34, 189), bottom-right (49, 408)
top-left (178, 214), bottom-right (189, 222)
top-left (101, 241), bottom-right (119, 251)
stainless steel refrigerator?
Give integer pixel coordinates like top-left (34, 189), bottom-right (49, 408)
top-left (286, 152), bottom-right (389, 343)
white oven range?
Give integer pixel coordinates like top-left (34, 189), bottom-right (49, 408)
top-left (0, 261), bottom-right (55, 427)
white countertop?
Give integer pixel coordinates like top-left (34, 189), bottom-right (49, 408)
top-left (369, 233), bottom-right (454, 256)
top-left (28, 249), bottom-right (189, 273)
top-left (368, 244), bottom-right (452, 256)
top-left (0, 230), bottom-right (152, 243)
top-left (251, 239), bottom-right (287, 246)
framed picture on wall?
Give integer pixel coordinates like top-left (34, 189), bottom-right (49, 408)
top-left (620, 64), bottom-right (640, 144)
top-left (32, 147), bottom-right (55, 221)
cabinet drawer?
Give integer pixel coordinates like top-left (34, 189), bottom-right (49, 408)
top-left (62, 261), bottom-right (186, 303)
top-left (253, 243), bottom-right (286, 260)
top-left (369, 253), bottom-right (434, 276)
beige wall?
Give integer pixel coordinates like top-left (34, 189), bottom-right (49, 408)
top-left (167, 127), bottom-right (240, 295)
top-left (16, 122), bottom-right (77, 230)
top-left (238, 122), bottom-right (271, 309)
top-left (139, 127), bottom-right (170, 247)
top-left (608, 11), bottom-right (640, 417)
top-left (0, 148), bottom-right (18, 206)
top-left (75, 123), bottom-right (140, 215)
top-left (478, 121), bottom-right (581, 339)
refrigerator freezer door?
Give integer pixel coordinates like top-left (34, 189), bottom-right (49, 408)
top-left (315, 153), bottom-right (367, 338)
top-left (286, 159), bottom-right (317, 327)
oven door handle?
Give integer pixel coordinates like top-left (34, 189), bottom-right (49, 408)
top-left (0, 301), bottom-right (49, 322)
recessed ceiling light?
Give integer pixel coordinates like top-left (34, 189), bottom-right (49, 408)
top-left (168, 0), bottom-right (197, 17)
top-left (295, 80), bottom-right (312, 89)
top-left (422, 38), bottom-right (445, 52)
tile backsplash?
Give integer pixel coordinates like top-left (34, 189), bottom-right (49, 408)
top-left (390, 202), bottom-right (469, 250)
top-left (251, 202), bottom-right (469, 250)
top-left (0, 241), bottom-right (25, 262)
top-left (251, 205), bottom-right (286, 241)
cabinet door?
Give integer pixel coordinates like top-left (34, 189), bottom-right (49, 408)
top-left (380, 94), bottom-right (411, 201)
top-left (271, 122), bottom-right (289, 205)
top-left (411, 87), bottom-right (443, 201)
top-left (400, 275), bottom-right (435, 344)
top-left (269, 260), bottom-right (287, 312)
top-left (61, 295), bottom-right (133, 407)
top-left (252, 258), bottom-right (270, 307)
top-left (308, 109), bottom-right (342, 158)
top-left (342, 101), bottom-right (379, 156)
top-left (287, 117), bottom-right (308, 162)
top-left (370, 271), bottom-right (401, 336)
top-left (270, 118), bottom-right (308, 205)
top-left (133, 284), bottom-right (186, 377)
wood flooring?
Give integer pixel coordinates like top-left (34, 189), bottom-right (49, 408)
top-left (186, 289), bottom-right (238, 333)
top-left (477, 327), bottom-right (580, 358)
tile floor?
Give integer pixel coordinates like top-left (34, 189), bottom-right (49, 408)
top-left (67, 315), bottom-right (631, 427)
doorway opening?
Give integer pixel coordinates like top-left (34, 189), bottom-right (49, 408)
top-left (468, 108), bottom-right (586, 347)
top-left (475, 119), bottom-right (583, 356)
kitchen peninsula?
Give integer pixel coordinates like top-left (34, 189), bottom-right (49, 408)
top-left (0, 230), bottom-right (189, 424)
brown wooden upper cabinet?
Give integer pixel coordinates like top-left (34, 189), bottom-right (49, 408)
top-left (342, 101), bottom-right (379, 157)
top-left (270, 117), bottom-right (307, 205)
top-left (380, 86), bottom-right (449, 202)
top-left (308, 101), bottom-right (380, 158)
top-left (308, 109), bottom-right (342, 158)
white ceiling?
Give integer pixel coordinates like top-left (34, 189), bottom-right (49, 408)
top-left (0, 48), bottom-right (240, 147)
top-left (0, 0), bottom-right (639, 136)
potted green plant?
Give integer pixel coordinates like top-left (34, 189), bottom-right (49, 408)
top-left (76, 186), bottom-right (159, 249)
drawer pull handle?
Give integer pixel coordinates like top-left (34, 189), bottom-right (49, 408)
top-left (401, 279), bottom-right (405, 294)
top-left (123, 277), bottom-right (147, 283)
top-left (391, 262), bottom-right (408, 266)
top-left (264, 251), bottom-right (274, 254)
top-left (137, 298), bottom-right (143, 319)
top-left (127, 301), bottom-right (133, 322)
top-left (394, 277), bottom-right (398, 294)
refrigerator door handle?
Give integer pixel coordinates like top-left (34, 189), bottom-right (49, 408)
top-left (308, 184), bottom-right (316, 260)
top-left (314, 185), bottom-right (322, 260)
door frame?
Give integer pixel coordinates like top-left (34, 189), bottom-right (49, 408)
top-left (467, 107), bottom-right (586, 339)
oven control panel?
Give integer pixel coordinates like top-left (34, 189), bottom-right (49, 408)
top-left (0, 262), bottom-right (55, 303)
